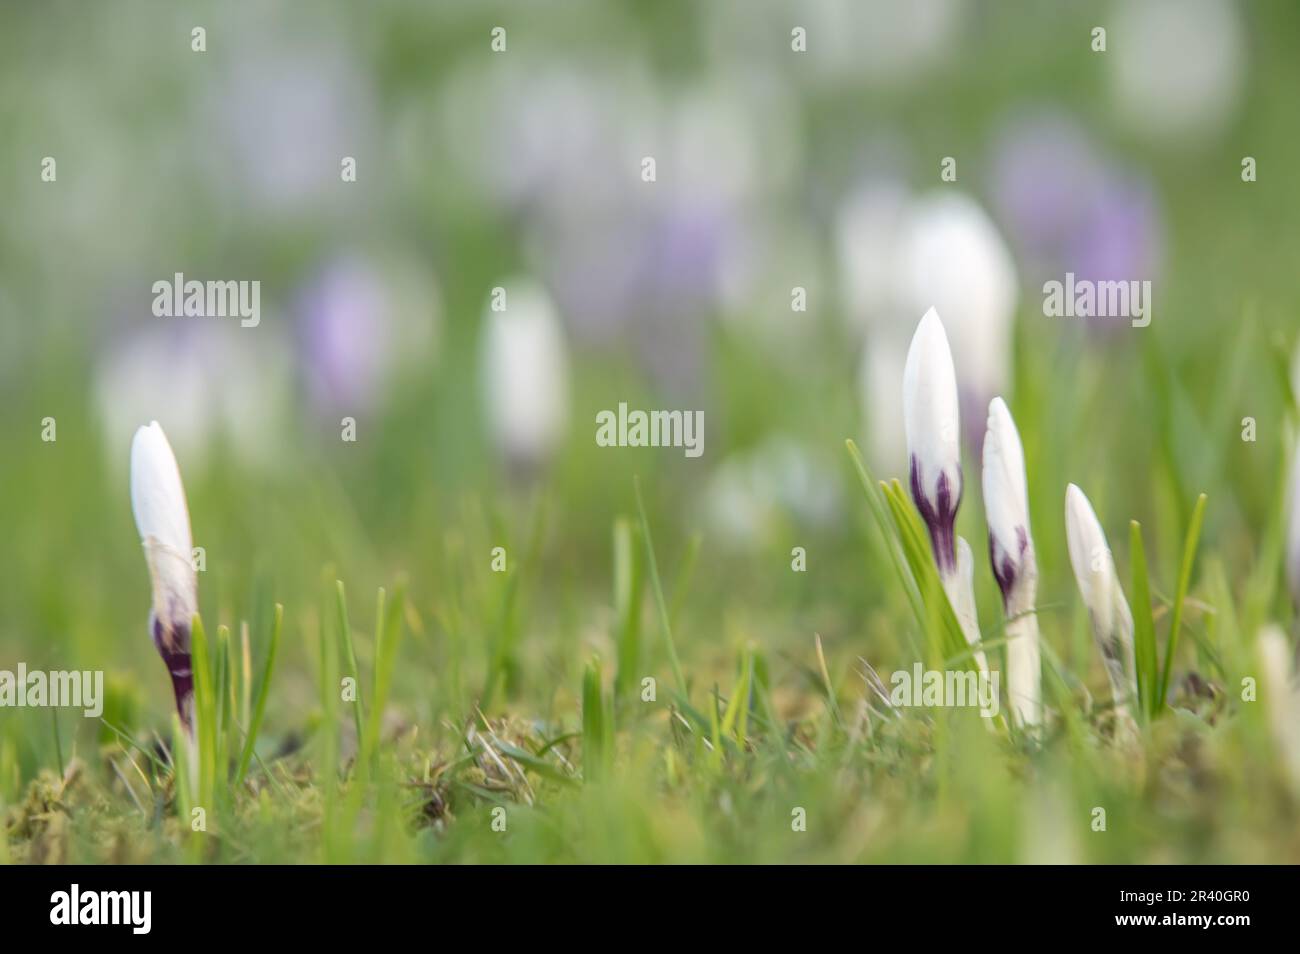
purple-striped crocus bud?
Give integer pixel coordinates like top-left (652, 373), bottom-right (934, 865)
top-left (903, 307), bottom-right (963, 575)
top-left (982, 397), bottom-right (1041, 726)
top-left (903, 308), bottom-right (987, 673)
top-left (130, 422), bottom-right (197, 731)
top-left (1064, 483), bottom-right (1137, 721)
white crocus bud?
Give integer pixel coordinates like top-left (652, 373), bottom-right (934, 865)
top-left (1286, 443), bottom-right (1300, 612)
top-left (982, 398), bottom-right (1040, 726)
top-left (903, 308), bottom-right (985, 672)
top-left (130, 421), bottom-right (197, 729)
top-left (1064, 483), bottom-right (1137, 722)
top-left (903, 307), bottom-right (962, 574)
top-left (479, 279), bottom-right (571, 479)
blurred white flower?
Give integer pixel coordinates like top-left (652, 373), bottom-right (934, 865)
top-left (94, 322), bottom-right (290, 471)
top-left (479, 279), bottom-right (571, 475)
top-left (1109, 0), bottom-right (1245, 143)
top-left (701, 437), bottom-right (841, 548)
top-left (130, 421), bottom-right (197, 728)
top-left (897, 192), bottom-right (1019, 418)
top-left (1065, 483), bottom-right (1137, 719)
top-left (1257, 625), bottom-right (1300, 791)
top-left (858, 340), bottom-right (908, 475)
top-left (983, 397), bottom-right (1040, 726)
top-left (704, 0), bottom-right (960, 87)
top-left (835, 180), bottom-right (912, 337)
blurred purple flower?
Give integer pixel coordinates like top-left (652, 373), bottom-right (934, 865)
top-left (517, 76), bottom-right (781, 394)
top-left (293, 254), bottom-right (439, 419)
top-left (295, 258), bottom-right (394, 417)
top-left (1069, 177), bottom-right (1162, 287)
top-left (990, 111), bottom-right (1163, 292)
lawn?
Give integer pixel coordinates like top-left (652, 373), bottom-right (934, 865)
top-left (2, 0), bottom-right (1300, 865)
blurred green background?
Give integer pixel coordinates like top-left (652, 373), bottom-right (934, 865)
top-left (2, 1), bottom-right (1299, 862)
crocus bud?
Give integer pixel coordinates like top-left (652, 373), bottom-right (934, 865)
top-left (1064, 483), bottom-right (1137, 719)
top-left (130, 421), bottom-right (197, 729)
top-left (479, 279), bottom-right (571, 479)
top-left (1286, 443), bottom-right (1300, 612)
top-left (903, 307), bottom-right (962, 574)
top-left (982, 397), bottom-right (1040, 726)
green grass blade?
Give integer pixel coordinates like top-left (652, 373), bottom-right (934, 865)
top-left (216, 623), bottom-right (232, 780)
top-left (236, 603), bottom-right (282, 786)
top-left (363, 583), bottom-right (406, 771)
top-left (844, 441), bottom-right (928, 655)
top-left (1157, 493), bottom-right (1208, 709)
top-left (492, 740), bottom-right (578, 786)
top-left (582, 657), bottom-right (609, 783)
top-left (634, 475), bottom-right (687, 697)
top-left (881, 479), bottom-right (971, 668)
top-left (612, 516), bottom-right (644, 701)
top-left (171, 714), bottom-right (192, 822)
top-left (667, 531), bottom-right (703, 631)
top-left (334, 580), bottom-right (365, 749)
top-left (189, 613), bottom-right (218, 812)
top-left (720, 647), bottom-right (751, 740)
top-left (1129, 521), bottom-right (1158, 721)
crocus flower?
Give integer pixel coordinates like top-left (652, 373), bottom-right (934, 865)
top-left (904, 308), bottom-right (962, 572)
top-left (1064, 483), bottom-right (1137, 722)
top-left (903, 307), bottom-right (985, 671)
top-left (130, 422), bottom-right (197, 730)
top-left (983, 397), bottom-right (1041, 726)
top-left (479, 279), bottom-right (571, 479)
